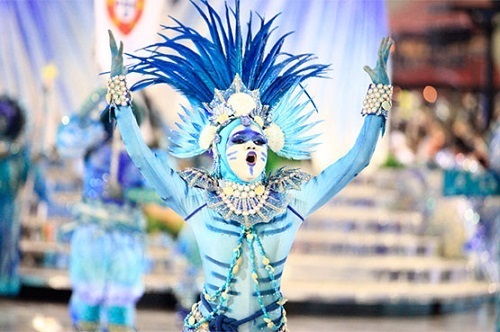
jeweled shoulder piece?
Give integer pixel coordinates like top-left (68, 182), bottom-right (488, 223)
top-left (267, 168), bottom-right (312, 192)
top-left (178, 168), bottom-right (218, 191)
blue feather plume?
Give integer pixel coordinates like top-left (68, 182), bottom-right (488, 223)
top-left (127, 0), bottom-right (329, 159)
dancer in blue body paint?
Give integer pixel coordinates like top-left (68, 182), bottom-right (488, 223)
top-left (56, 88), bottom-right (148, 332)
top-left (0, 96), bottom-right (49, 297)
top-left (105, 1), bottom-right (393, 330)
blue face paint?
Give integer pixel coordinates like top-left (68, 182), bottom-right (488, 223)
top-left (227, 128), bottom-right (267, 147)
top-left (227, 151), bottom-right (238, 159)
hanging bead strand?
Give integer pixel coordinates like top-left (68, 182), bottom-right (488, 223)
top-left (246, 228), bottom-right (276, 330)
top-left (184, 226), bottom-right (246, 329)
top-left (255, 234), bottom-right (288, 328)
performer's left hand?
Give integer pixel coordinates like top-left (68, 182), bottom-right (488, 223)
top-left (363, 36), bottom-right (393, 85)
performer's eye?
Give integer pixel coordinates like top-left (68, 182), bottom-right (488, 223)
top-left (253, 136), bottom-right (267, 146)
top-left (231, 135), bottom-right (247, 144)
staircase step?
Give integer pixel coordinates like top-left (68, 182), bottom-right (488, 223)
top-left (21, 239), bottom-right (173, 258)
top-left (307, 206), bottom-right (423, 234)
top-left (285, 254), bottom-right (472, 282)
top-left (293, 229), bottom-right (438, 256)
top-left (281, 279), bottom-right (497, 304)
top-left (19, 266), bottom-right (177, 293)
top-left (329, 184), bottom-right (399, 206)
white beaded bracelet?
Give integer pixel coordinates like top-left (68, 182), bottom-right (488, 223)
top-left (106, 75), bottom-right (132, 107)
top-left (361, 83), bottom-right (393, 119)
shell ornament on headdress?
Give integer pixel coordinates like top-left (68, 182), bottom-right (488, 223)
top-left (128, 0), bottom-right (329, 162)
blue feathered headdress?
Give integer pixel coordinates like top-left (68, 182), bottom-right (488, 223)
top-left (128, 0), bottom-right (329, 160)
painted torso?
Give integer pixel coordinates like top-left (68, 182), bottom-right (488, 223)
top-left (180, 184), bottom-right (305, 332)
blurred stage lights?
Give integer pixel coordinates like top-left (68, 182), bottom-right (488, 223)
top-left (32, 314), bottom-right (63, 332)
top-left (423, 85), bottom-right (438, 103)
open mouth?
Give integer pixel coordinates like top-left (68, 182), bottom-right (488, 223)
top-left (246, 151), bottom-right (257, 166)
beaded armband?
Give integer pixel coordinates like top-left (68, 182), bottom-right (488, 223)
top-left (106, 75), bottom-right (133, 107)
top-left (361, 83), bottom-right (393, 119)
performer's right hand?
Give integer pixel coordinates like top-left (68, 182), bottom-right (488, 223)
top-left (108, 30), bottom-right (127, 78)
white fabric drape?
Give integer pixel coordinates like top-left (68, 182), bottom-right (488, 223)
top-left (0, 1), bottom-right (99, 152)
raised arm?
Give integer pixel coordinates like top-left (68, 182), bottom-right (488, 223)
top-left (296, 37), bottom-right (394, 217)
top-left (106, 31), bottom-right (193, 217)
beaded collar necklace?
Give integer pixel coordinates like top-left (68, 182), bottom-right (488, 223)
top-left (179, 167), bottom-right (311, 227)
top-left (218, 180), bottom-right (269, 217)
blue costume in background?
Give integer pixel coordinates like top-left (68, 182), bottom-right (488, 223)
top-left (106, 1), bottom-right (393, 331)
top-left (0, 96), bottom-right (48, 296)
top-left (56, 89), bottom-right (147, 331)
